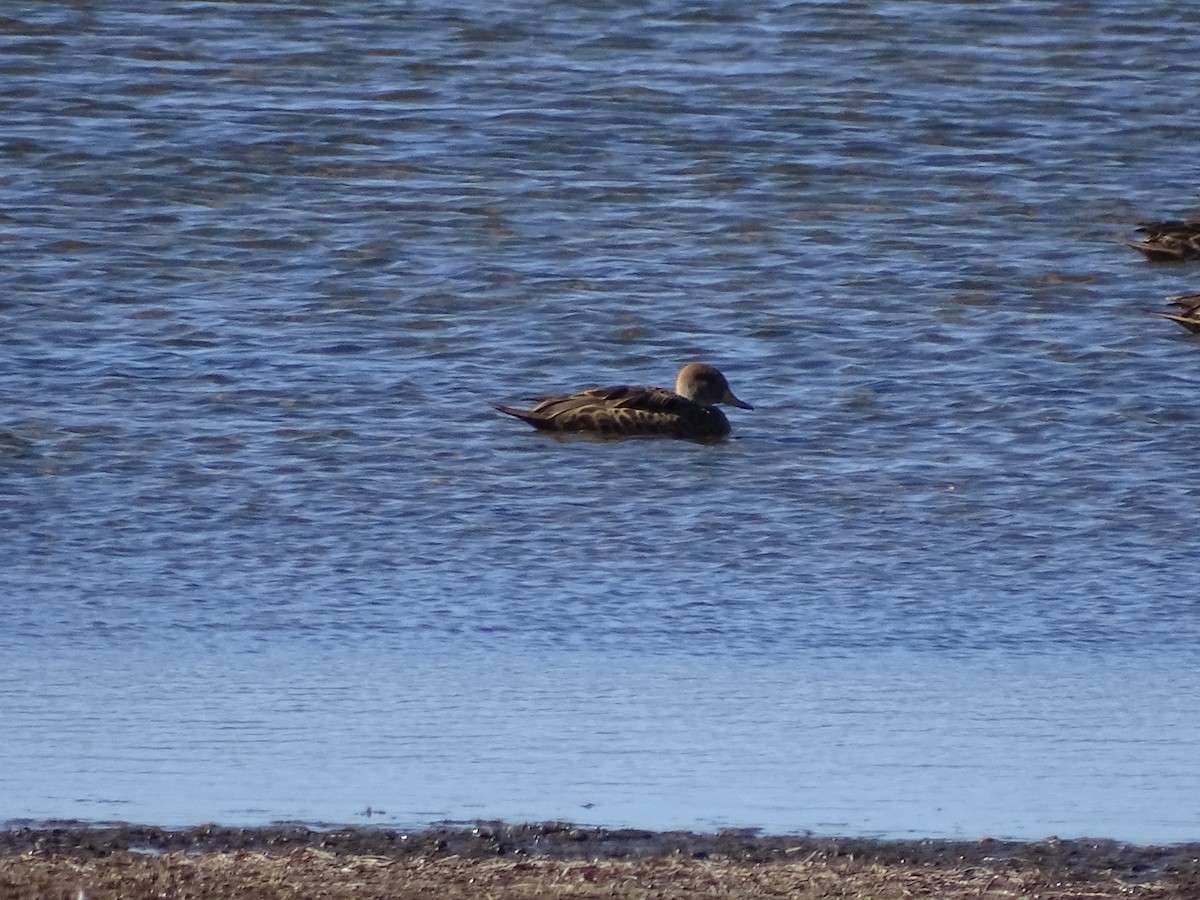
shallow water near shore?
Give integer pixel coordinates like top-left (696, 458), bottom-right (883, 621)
top-left (3, 1), bottom-right (1200, 843)
top-left (4, 645), bottom-right (1200, 841)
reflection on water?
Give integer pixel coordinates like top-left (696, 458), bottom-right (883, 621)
top-left (3, 0), bottom-right (1200, 842)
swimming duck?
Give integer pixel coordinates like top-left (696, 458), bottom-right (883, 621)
top-left (1155, 292), bottom-right (1200, 333)
top-left (1124, 221), bottom-right (1200, 262)
top-left (492, 363), bottom-right (753, 441)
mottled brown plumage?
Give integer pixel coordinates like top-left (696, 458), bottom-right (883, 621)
top-left (1154, 292), bottom-right (1200, 333)
top-left (492, 363), bottom-right (753, 441)
top-left (1125, 221), bottom-right (1200, 262)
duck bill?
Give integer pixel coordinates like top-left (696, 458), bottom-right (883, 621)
top-left (722, 388), bottom-right (753, 410)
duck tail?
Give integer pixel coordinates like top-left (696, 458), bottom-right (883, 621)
top-left (1152, 312), bottom-right (1200, 334)
top-left (490, 403), bottom-right (546, 428)
top-left (1123, 239), bottom-right (1183, 261)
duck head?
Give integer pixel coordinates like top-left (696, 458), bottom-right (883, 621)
top-left (674, 363), bottom-right (753, 409)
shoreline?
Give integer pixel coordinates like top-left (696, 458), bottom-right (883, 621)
top-left (2, 821), bottom-right (1198, 899)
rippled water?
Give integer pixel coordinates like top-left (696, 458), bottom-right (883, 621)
top-left (3, 1), bottom-right (1200, 842)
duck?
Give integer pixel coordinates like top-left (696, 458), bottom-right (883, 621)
top-left (491, 363), bottom-right (753, 441)
top-left (1124, 221), bottom-right (1200, 262)
top-left (1155, 292), bottom-right (1200, 333)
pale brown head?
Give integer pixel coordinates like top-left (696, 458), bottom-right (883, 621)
top-left (674, 363), bottom-right (753, 409)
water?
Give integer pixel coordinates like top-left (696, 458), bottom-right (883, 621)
top-left (3, 0), bottom-right (1200, 843)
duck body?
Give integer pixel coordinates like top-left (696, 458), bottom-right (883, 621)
top-left (492, 363), bottom-right (752, 441)
top-left (1125, 221), bottom-right (1200, 262)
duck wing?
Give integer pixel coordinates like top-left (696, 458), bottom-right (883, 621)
top-left (540, 384), bottom-right (682, 413)
top-left (527, 385), bottom-right (690, 422)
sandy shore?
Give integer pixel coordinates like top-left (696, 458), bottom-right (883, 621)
top-left (2, 821), bottom-right (1198, 899)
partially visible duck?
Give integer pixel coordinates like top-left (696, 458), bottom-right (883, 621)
top-left (492, 363), bottom-right (753, 441)
top-left (1155, 292), bottom-right (1200, 333)
top-left (1125, 221), bottom-right (1200, 262)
